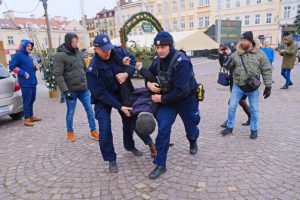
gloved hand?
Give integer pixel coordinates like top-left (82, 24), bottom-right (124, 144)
top-left (263, 86), bottom-right (271, 99)
top-left (64, 91), bottom-right (74, 100)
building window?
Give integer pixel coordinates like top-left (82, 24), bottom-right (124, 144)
top-left (199, 0), bottom-right (209, 6)
top-left (199, 0), bottom-right (203, 6)
top-left (245, 0), bottom-right (250, 6)
top-left (181, 18), bottom-right (185, 29)
top-left (180, 0), bottom-right (185, 10)
top-left (217, 0), bottom-right (222, 10)
top-left (244, 15), bottom-right (250, 25)
top-left (236, 0), bottom-right (240, 7)
top-left (255, 14), bottom-right (260, 24)
top-left (189, 18), bottom-right (194, 28)
top-left (266, 13), bottom-right (272, 24)
top-left (198, 17), bottom-right (203, 28)
top-left (7, 36), bottom-right (14, 45)
top-left (267, 0), bottom-right (272, 2)
top-left (283, 6), bottom-right (291, 18)
top-left (226, 0), bottom-right (231, 9)
top-left (172, 1), bottom-right (177, 12)
top-left (205, 16), bottom-right (209, 27)
top-left (173, 19), bottom-right (177, 30)
top-left (189, 0), bottom-right (194, 9)
top-left (256, 0), bottom-right (261, 4)
top-left (157, 4), bottom-right (162, 13)
top-left (235, 16), bottom-right (240, 20)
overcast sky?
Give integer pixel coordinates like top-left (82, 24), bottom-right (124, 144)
top-left (0, 0), bottom-right (116, 20)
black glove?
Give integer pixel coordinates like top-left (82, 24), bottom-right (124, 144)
top-left (263, 86), bottom-right (271, 99)
top-left (64, 91), bottom-right (74, 100)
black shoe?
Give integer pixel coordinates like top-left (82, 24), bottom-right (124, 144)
top-left (220, 120), bottom-right (228, 128)
top-left (221, 127), bottom-right (233, 136)
top-left (280, 85), bottom-right (289, 89)
top-left (130, 148), bottom-right (143, 157)
top-left (250, 130), bottom-right (258, 140)
top-left (289, 82), bottom-right (293, 86)
top-left (109, 161), bottom-right (118, 173)
top-left (60, 99), bottom-right (65, 103)
top-left (242, 120), bottom-right (250, 126)
top-left (148, 166), bottom-right (167, 179)
top-left (189, 141), bottom-right (198, 155)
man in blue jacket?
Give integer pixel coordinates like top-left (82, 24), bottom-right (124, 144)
top-left (141, 32), bottom-right (201, 179)
top-left (86, 34), bottom-right (154, 173)
top-left (9, 40), bottom-right (41, 126)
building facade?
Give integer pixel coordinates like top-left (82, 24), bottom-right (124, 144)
top-left (94, 9), bottom-right (116, 39)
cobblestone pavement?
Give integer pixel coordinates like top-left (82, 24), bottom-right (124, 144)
top-left (0, 55), bottom-right (299, 200)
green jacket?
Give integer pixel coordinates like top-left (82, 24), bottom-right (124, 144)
top-left (281, 35), bottom-right (298, 69)
top-left (225, 40), bottom-right (272, 88)
top-left (53, 44), bottom-right (87, 93)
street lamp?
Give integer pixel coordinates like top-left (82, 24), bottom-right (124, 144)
top-left (40, 0), bottom-right (53, 55)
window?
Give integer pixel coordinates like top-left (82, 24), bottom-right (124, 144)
top-left (226, 0), bottom-right (231, 9)
top-left (266, 13), bottom-right (272, 24)
top-left (180, 0), bottom-right (185, 10)
top-left (217, 0), bottom-right (222, 10)
top-left (189, 18), bottom-right (194, 28)
top-left (157, 4), bottom-right (162, 13)
top-left (7, 36), bottom-right (14, 45)
top-left (199, 0), bottom-right (209, 6)
top-left (283, 6), bottom-right (291, 18)
top-left (181, 18), bottom-right (185, 29)
top-left (198, 17), bottom-right (203, 28)
top-left (199, 0), bottom-right (203, 6)
top-left (236, 0), bottom-right (240, 7)
top-left (245, 0), bottom-right (250, 5)
top-left (172, 1), bottom-right (177, 12)
top-left (235, 16), bottom-right (240, 20)
top-left (189, 0), bottom-right (194, 9)
top-left (244, 15), bottom-right (250, 25)
top-left (173, 19), bottom-right (177, 30)
top-left (205, 16), bottom-right (209, 27)
top-left (255, 14), bottom-right (260, 24)
top-left (256, 0), bottom-right (261, 4)
top-left (267, 0), bottom-right (272, 2)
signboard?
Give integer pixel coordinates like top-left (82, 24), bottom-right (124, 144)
top-left (142, 22), bottom-right (153, 33)
top-left (215, 20), bottom-right (242, 45)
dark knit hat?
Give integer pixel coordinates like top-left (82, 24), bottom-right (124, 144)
top-left (135, 112), bottom-right (156, 135)
top-left (153, 31), bottom-right (174, 46)
top-left (241, 31), bottom-right (254, 43)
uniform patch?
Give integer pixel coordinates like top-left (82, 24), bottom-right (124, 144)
top-left (103, 37), bottom-right (108, 43)
top-left (88, 66), bottom-right (93, 72)
top-left (157, 40), bottom-right (160, 45)
top-left (177, 57), bottom-right (182, 61)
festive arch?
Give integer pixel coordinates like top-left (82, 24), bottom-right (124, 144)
top-left (119, 11), bottom-right (164, 48)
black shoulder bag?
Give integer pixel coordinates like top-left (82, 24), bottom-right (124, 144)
top-left (239, 55), bottom-right (261, 93)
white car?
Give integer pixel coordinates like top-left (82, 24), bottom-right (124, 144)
top-left (0, 64), bottom-right (23, 120)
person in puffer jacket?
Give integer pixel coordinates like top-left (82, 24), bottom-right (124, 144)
top-left (9, 39), bottom-right (42, 126)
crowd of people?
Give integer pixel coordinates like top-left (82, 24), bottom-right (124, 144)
top-left (8, 29), bottom-right (298, 179)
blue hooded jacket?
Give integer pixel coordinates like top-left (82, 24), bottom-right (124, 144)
top-left (9, 40), bottom-right (37, 87)
top-left (261, 47), bottom-right (274, 64)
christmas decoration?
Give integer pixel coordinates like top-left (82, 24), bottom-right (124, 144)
top-left (41, 50), bottom-right (57, 91)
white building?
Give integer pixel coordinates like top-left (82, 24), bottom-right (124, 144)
top-left (280, 0), bottom-right (300, 41)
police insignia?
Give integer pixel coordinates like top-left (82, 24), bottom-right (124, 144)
top-left (177, 57), bottom-right (182, 61)
top-left (103, 38), bottom-right (108, 43)
top-left (157, 40), bottom-right (160, 45)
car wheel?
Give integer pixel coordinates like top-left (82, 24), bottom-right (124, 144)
top-left (9, 112), bottom-right (24, 120)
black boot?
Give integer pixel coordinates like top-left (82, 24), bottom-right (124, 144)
top-left (280, 85), bottom-right (289, 89)
top-left (242, 120), bottom-right (250, 126)
top-left (189, 141), bottom-right (198, 155)
top-left (221, 127), bottom-right (233, 136)
top-left (130, 148), bottom-right (143, 157)
top-left (148, 165), bottom-right (167, 179)
top-left (220, 120), bottom-right (227, 128)
top-left (109, 161), bottom-right (118, 173)
top-left (250, 130), bottom-right (258, 140)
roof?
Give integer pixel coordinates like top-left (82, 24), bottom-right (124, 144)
top-left (12, 17), bottom-right (71, 30)
top-left (0, 19), bottom-right (18, 29)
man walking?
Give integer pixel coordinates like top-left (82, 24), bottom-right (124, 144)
top-left (54, 33), bottom-right (99, 142)
top-left (222, 31), bottom-right (272, 139)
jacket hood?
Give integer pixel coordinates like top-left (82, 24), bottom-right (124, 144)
top-left (236, 39), bottom-right (261, 55)
top-left (284, 35), bottom-right (294, 46)
top-left (63, 32), bottom-right (78, 53)
top-left (20, 40), bottom-right (34, 54)
top-left (57, 43), bottom-right (73, 54)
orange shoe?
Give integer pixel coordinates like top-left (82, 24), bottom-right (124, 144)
top-left (90, 130), bottom-right (99, 141)
top-left (67, 132), bottom-right (76, 142)
top-left (24, 118), bottom-right (34, 126)
top-left (30, 116), bottom-right (42, 122)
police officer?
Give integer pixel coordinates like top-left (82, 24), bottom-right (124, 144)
top-left (86, 34), bottom-right (154, 173)
top-left (140, 32), bottom-right (201, 179)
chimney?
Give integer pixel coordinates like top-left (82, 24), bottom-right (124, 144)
top-left (30, 14), bottom-right (35, 18)
top-left (3, 10), bottom-right (14, 20)
top-left (120, 0), bottom-right (126, 6)
top-left (63, 17), bottom-right (68, 21)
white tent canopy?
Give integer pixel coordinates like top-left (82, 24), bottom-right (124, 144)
top-left (110, 30), bottom-right (219, 51)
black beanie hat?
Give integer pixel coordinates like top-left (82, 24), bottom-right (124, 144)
top-left (240, 31), bottom-right (254, 43)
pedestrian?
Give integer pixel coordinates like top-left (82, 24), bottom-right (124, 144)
top-left (9, 40), bottom-right (42, 126)
top-left (142, 31), bottom-right (200, 179)
top-left (228, 43), bottom-right (236, 54)
top-left (279, 35), bottom-right (298, 89)
top-left (221, 31), bottom-right (272, 139)
top-left (53, 33), bottom-right (99, 142)
top-left (86, 33), bottom-right (155, 173)
top-left (261, 41), bottom-right (275, 83)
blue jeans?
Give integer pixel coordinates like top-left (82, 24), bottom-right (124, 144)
top-left (281, 69), bottom-right (292, 86)
top-left (154, 97), bottom-right (200, 166)
top-left (65, 90), bottom-right (96, 132)
top-left (227, 84), bottom-right (259, 131)
top-left (21, 87), bottom-right (36, 119)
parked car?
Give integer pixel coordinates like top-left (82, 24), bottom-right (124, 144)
top-left (0, 64), bottom-right (23, 120)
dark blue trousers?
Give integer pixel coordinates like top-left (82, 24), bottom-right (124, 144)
top-left (21, 87), bottom-right (36, 119)
top-left (153, 96), bottom-right (200, 166)
top-left (95, 104), bottom-right (152, 162)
